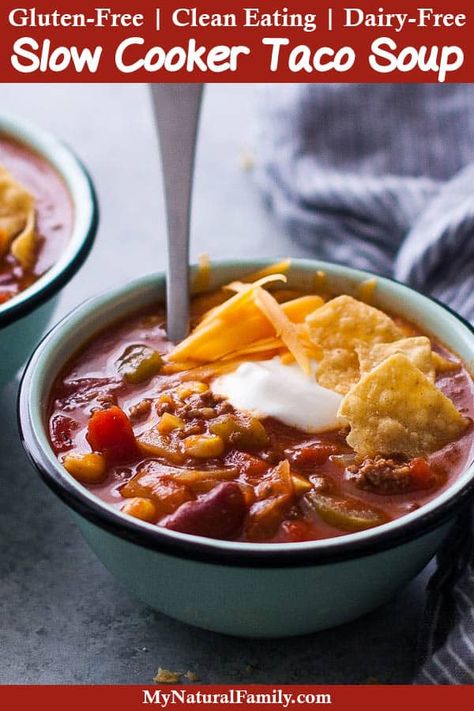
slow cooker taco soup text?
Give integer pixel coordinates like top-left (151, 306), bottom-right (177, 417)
top-left (48, 263), bottom-right (474, 543)
top-left (0, 135), bottom-right (72, 305)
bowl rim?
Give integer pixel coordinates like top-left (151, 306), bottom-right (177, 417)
top-left (18, 258), bottom-right (474, 568)
top-left (0, 112), bottom-right (99, 329)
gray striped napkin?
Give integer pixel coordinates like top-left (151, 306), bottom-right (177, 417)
top-left (256, 83), bottom-right (474, 684)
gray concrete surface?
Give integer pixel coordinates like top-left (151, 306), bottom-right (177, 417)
top-left (0, 84), bottom-right (430, 684)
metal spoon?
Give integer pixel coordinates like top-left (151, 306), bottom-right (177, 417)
top-left (149, 83), bottom-right (204, 342)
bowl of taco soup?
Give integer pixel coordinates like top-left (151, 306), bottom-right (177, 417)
top-left (19, 258), bottom-right (474, 636)
top-left (0, 113), bottom-right (98, 386)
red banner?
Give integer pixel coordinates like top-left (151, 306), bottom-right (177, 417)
top-left (1, 685), bottom-right (474, 710)
top-left (0, 0), bottom-right (472, 82)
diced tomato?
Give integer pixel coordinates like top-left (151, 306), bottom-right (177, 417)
top-left (409, 458), bottom-right (434, 489)
top-left (49, 414), bottom-right (78, 453)
top-left (87, 406), bottom-right (137, 463)
top-left (225, 451), bottom-right (268, 477)
top-left (290, 444), bottom-right (338, 466)
top-left (279, 520), bottom-right (313, 542)
top-left (0, 292), bottom-right (12, 304)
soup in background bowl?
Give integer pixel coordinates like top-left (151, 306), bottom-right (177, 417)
top-left (0, 113), bottom-right (98, 387)
top-left (19, 259), bottom-right (474, 637)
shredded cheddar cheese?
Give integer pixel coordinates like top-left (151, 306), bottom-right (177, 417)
top-left (253, 286), bottom-right (313, 376)
top-left (166, 270), bottom-right (326, 379)
top-left (195, 274), bottom-right (286, 331)
top-left (238, 259), bottom-right (292, 283)
top-left (169, 275), bottom-right (287, 362)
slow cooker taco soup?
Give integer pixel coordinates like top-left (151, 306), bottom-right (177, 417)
top-left (48, 262), bottom-right (474, 543)
top-left (0, 135), bottom-right (72, 305)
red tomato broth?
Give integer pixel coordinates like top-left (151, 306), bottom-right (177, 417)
top-left (0, 135), bottom-right (73, 303)
top-left (48, 303), bottom-right (474, 544)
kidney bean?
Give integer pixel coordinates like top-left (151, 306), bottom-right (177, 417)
top-left (160, 482), bottom-right (246, 539)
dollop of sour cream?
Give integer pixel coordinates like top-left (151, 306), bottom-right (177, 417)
top-left (211, 358), bottom-right (343, 433)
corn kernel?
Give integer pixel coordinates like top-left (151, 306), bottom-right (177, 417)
top-left (157, 392), bottom-right (174, 406)
top-left (121, 497), bottom-right (157, 522)
top-left (63, 452), bottom-right (106, 484)
top-left (177, 381), bottom-right (208, 399)
top-left (158, 412), bottom-right (185, 434)
top-left (182, 434), bottom-right (224, 458)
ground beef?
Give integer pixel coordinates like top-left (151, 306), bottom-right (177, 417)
top-left (181, 421), bottom-right (207, 437)
top-left (347, 456), bottom-right (412, 494)
top-left (156, 400), bottom-right (173, 416)
top-left (188, 391), bottom-right (215, 408)
top-left (157, 386), bottom-right (233, 423)
top-left (129, 399), bottom-right (152, 422)
top-left (215, 399), bottom-right (234, 415)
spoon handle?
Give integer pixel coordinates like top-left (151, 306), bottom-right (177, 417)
top-left (149, 83), bottom-right (204, 342)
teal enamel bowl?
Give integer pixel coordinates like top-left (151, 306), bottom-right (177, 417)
top-left (18, 259), bottom-right (474, 637)
top-left (0, 114), bottom-right (98, 387)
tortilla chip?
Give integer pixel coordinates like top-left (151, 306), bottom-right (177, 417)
top-left (338, 354), bottom-right (469, 458)
top-left (357, 337), bottom-right (435, 381)
top-left (306, 295), bottom-right (403, 351)
top-left (316, 349), bottom-right (360, 395)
